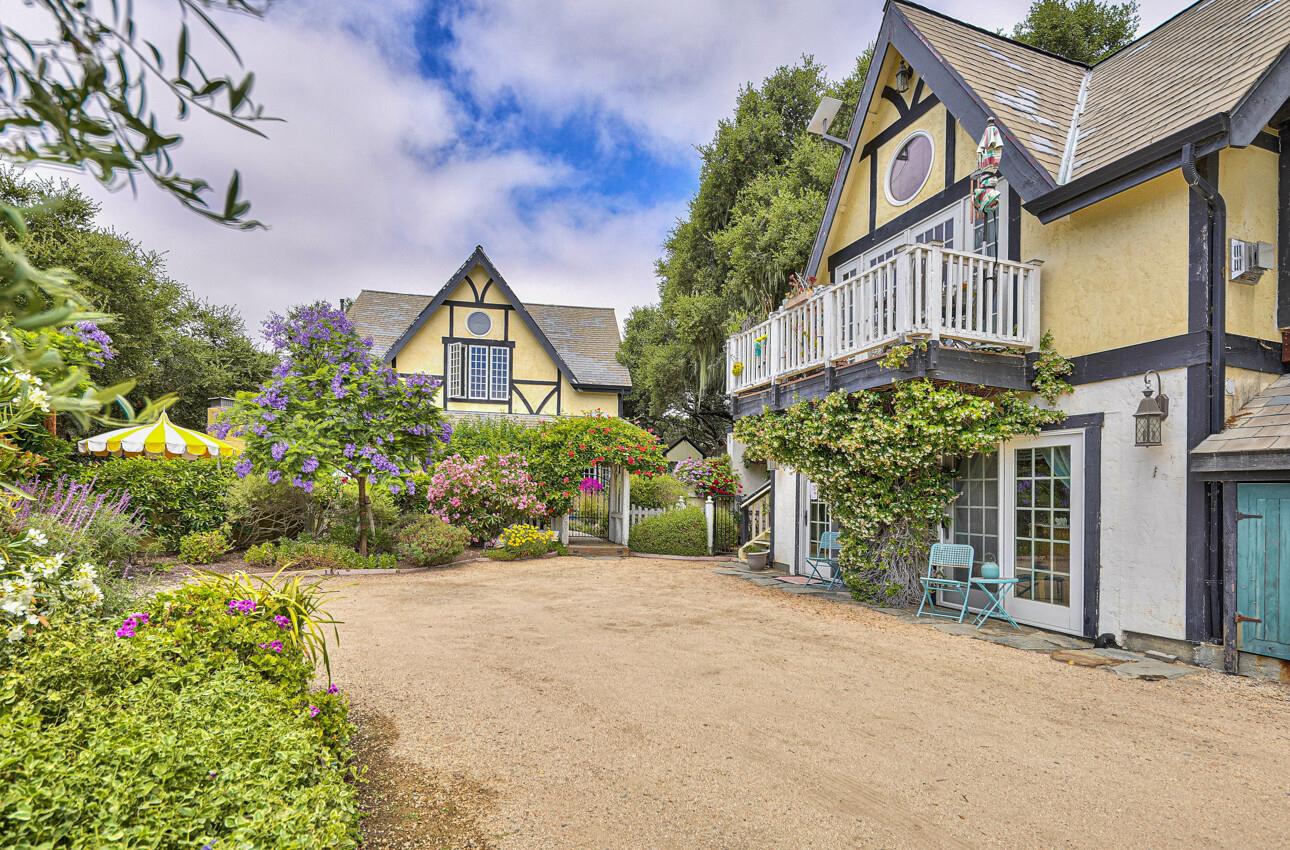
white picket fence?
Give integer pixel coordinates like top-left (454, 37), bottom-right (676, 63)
top-left (628, 506), bottom-right (669, 528)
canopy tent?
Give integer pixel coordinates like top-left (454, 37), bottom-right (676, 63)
top-left (77, 412), bottom-right (241, 460)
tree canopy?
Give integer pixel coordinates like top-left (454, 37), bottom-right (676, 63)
top-left (0, 169), bottom-right (275, 429)
top-left (1011, 0), bottom-right (1140, 64)
top-left (620, 52), bottom-right (870, 452)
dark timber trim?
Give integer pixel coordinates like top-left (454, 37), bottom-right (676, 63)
top-left (383, 245), bottom-right (583, 388)
top-left (829, 176), bottom-right (973, 273)
top-left (880, 86), bottom-right (910, 118)
top-left (868, 153), bottom-right (878, 233)
top-left (442, 299), bottom-right (513, 311)
top-left (910, 77), bottom-right (926, 106)
top-left (1230, 49), bottom-right (1290, 147)
top-left (1041, 412), bottom-right (1103, 638)
top-left (1064, 332), bottom-right (1282, 386)
top-left (1194, 449), bottom-right (1290, 477)
top-left (1280, 130), bottom-right (1290, 328)
top-left (1221, 481), bottom-right (1238, 673)
top-left (1253, 131), bottom-right (1280, 154)
top-left (859, 93), bottom-right (942, 160)
top-left (944, 109), bottom-right (956, 188)
top-left (1007, 186), bottom-right (1022, 262)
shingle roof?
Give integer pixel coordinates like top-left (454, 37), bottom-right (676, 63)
top-left (347, 290), bottom-right (432, 360)
top-left (526, 303), bottom-right (631, 388)
top-left (1193, 374), bottom-right (1290, 456)
top-left (894, 0), bottom-right (1290, 184)
top-left (347, 289), bottom-right (630, 390)
top-left (896, 3), bottom-right (1085, 181)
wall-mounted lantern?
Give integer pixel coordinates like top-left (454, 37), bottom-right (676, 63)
top-left (1134, 371), bottom-right (1169, 447)
top-left (895, 61), bottom-right (912, 94)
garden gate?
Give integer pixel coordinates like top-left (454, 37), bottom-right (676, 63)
top-left (564, 465), bottom-right (632, 545)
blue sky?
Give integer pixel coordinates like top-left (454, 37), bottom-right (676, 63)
top-left (65, 0), bottom-right (1184, 334)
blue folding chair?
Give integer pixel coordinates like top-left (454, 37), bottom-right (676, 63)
top-left (803, 531), bottom-right (843, 590)
top-left (916, 543), bottom-right (975, 622)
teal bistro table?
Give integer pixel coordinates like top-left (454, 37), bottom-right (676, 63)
top-left (968, 576), bottom-right (1021, 629)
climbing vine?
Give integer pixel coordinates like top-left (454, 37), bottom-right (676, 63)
top-left (734, 341), bottom-right (1073, 603)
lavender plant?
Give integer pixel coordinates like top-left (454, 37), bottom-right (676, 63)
top-left (219, 304), bottom-right (449, 555)
top-left (11, 476), bottom-right (147, 572)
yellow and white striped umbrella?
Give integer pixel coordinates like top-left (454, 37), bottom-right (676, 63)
top-left (77, 412), bottom-right (242, 459)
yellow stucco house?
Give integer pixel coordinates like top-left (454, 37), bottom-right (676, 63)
top-left (346, 246), bottom-right (631, 419)
top-left (727, 0), bottom-right (1290, 675)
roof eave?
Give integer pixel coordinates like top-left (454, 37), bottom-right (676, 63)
top-left (1230, 44), bottom-right (1290, 147)
top-left (1027, 114), bottom-right (1229, 223)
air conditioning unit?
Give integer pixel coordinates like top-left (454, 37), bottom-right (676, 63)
top-left (1230, 239), bottom-right (1273, 284)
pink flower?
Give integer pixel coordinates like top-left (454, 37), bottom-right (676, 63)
top-left (309, 705), bottom-right (321, 718)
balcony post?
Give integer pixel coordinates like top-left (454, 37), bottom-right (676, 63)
top-left (768, 312), bottom-right (781, 385)
top-left (926, 245), bottom-right (944, 341)
top-left (894, 251), bottom-right (912, 335)
top-left (823, 287), bottom-right (837, 366)
top-left (1026, 267), bottom-right (1042, 350)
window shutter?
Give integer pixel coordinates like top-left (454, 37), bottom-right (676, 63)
top-left (489, 347), bottom-right (510, 401)
top-left (447, 343), bottom-right (463, 399)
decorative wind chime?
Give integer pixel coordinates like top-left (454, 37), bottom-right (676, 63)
top-left (971, 117), bottom-right (1004, 282)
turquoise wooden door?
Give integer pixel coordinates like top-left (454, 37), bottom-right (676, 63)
top-left (1236, 484), bottom-right (1290, 661)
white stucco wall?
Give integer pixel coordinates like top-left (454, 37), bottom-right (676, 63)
top-left (772, 466), bottom-right (799, 570)
top-left (727, 432), bottom-right (769, 493)
top-left (1056, 368), bottom-right (1189, 640)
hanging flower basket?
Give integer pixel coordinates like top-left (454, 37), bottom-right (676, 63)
top-left (732, 361), bottom-right (745, 377)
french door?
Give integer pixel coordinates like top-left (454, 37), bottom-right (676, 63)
top-left (1002, 433), bottom-right (1084, 634)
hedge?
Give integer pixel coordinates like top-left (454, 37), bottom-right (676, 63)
top-left (0, 581), bottom-right (359, 848)
top-left (74, 457), bottom-right (231, 549)
top-left (628, 506), bottom-right (737, 556)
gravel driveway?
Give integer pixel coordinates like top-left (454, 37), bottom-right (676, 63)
top-left (325, 557), bottom-right (1290, 849)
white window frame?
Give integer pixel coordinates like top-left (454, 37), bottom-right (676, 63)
top-left (834, 187), bottom-right (1011, 283)
top-left (446, 342), bottom-right (464, 400)
top-left (467, 344), bottom-right (489, 400)
top-left (884, 129), bottom-right (935, 207)
top-left (488, 346), bottom-right (510, 401)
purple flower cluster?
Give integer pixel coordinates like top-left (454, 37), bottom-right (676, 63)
top-left (274, 615), bottom-right (291, 630)
top-left (308, 704), bottom-right (321, 718)
top-left (579, 476), bottom-right (604, 493)
top-left (115, 611), bottom-right (149, 638)
top-left (227, 599), bottom-right (257, 615)
top-left (267, 470), bottom-right (283, 485)
top-left (271, 441), bottom-right (289, 461)
top-left (327, 684), bottom-right (340, 695)
top-left (234, 456), bottom-right (253, 479)
top-left (75, 321), bottom-right (116, 365)
top-left (14, 476), bottom-right (142, 539)
top-left (258, 640), bottom-right (284, 654)
top-left (301, 456), bottom-right (320, 474)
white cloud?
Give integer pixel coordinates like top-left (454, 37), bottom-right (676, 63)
top-left (35, 0), bottom-right (1186, 350)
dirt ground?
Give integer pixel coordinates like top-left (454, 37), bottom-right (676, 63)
top-left (325, 556), bottom-right (1290, 850)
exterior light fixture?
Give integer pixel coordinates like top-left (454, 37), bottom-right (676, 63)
top-left (1134, 370), bottom-right (1169, 447)
top-left (895, 61), bottom-right (912, 93)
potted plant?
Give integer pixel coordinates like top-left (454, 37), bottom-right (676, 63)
top-left (745, 546), bottom-right (770, 571)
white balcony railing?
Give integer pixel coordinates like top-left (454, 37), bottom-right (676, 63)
top-left (727, 244), bottom-right (1042, 394)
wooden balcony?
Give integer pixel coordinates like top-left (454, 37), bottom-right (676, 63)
top-left (727, 244), bottom-right (1042, 412)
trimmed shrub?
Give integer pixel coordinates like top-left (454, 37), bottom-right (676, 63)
top-left (0, 581), bottom-right (359, 848)
top-left (178, 529), bottom-right (230, 565)
top-left (628, 507), bottom-right (707, 556)
top-left (272, 540), bottom-right (396, 571)
top-left (627, 506), bottom-right (738, 556)
top-left (395, 516), bottom-right (470, 567)
top-left (74, 457), bottom-right (231, 548)
top-left (630, 473), bottom-right (687, 509)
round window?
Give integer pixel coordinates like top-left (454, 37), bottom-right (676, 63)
top-left (886, 131), bottom-right (934, 206)
top-left (466, 310), bottom-right (492, 336)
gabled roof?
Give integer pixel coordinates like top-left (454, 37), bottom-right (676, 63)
top-left (1192, 374), bottom-right (1290, 473)
top-left (347, 290), bottom-right (432, 360)
top-left (809, 0), bottom-right (1290, 274)
top-left (346, 246), bottom-right (631, 391)
top-left (526, 303), bottom-right (632, 387)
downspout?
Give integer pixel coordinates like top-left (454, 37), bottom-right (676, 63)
top-left (1180, 142), bottom-right (1227, 435)
top-left (1181, 142), bottom-right (1227, 645)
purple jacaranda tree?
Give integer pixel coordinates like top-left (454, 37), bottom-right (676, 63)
top-left (219, 303), bottom-right (449, 555)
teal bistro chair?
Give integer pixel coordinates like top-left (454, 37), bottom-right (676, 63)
top-left (916, 543), bottom-right (975, 622)
top-left (803, 531), bottom-right (843, 590)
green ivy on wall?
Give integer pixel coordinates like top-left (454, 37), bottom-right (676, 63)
top-left (734, 335), bottom-right (1073, 603)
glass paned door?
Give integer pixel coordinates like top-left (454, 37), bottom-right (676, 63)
top-left (1003, 434), bottom-right (1083, 634)
top-left (798, 476), bottom-right (839, 574)
top-left (942, 452), bottom-right (1000, 610)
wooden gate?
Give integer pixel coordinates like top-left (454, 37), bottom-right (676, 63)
top-left (1235, 483), bottom-right (1290, 661)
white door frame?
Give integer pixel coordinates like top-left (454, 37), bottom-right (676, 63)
top-left (1000, 429), bottom-right (1085, 634)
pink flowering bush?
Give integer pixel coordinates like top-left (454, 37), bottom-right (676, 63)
top-left (424, 453), bottom-right (548, 543)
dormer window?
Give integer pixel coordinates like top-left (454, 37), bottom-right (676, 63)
top-left (886, 130), bottom-right (934, 206)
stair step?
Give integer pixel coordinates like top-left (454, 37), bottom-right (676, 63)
top-left (568, 543), bottom-right (627, 556)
